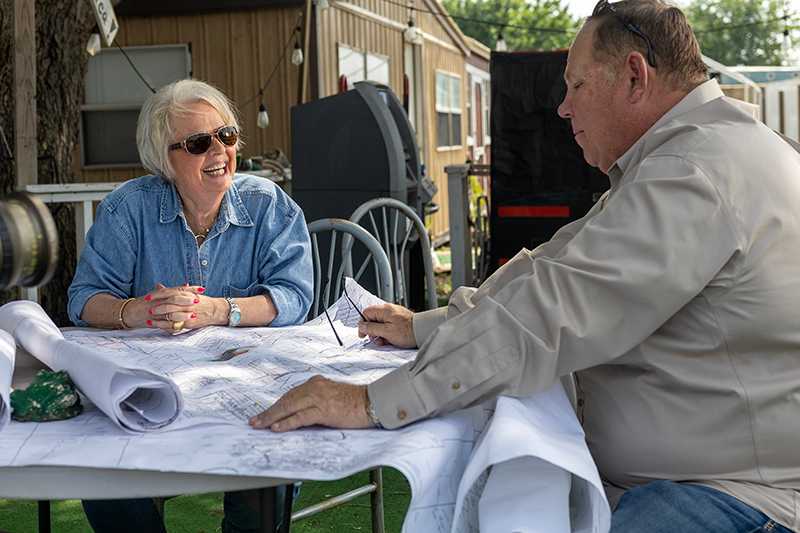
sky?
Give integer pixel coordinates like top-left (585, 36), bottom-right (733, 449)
top-left (563, 0), bottom-right (799, 18)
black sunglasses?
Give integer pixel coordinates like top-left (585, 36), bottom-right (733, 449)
top-left (593, 0), bottom-right (658, 68)
top-left (169, 125), bottom-right (239, 155)
top-left (322, 286), bottom-right (368, 347)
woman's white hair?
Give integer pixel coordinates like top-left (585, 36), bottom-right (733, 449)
top-left (136, 79), bottom-right (242, 180)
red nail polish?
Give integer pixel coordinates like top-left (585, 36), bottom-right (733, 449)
top-left (197, 287), bottom-right (205, 294)
top-left (193, 298), bottom-right (200, 304)
top-left (146, 319), bottom-right (152, 326)
top-left (148, 308), bottom-right (153, 315)
top-left (144, 295), bottom-right (152, 302)
top-left (191, 312), bottom-right (197, 319)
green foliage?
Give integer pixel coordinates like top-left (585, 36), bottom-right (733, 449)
top-left (441, 0), bottom-right (579, 51)
top-left (686, 0), bottom-right (792, 66)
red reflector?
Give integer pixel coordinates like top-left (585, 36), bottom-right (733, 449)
top-left (498, 257), bottom-right (509, 265)
top-left (498, 206), bottom-right (570, 218)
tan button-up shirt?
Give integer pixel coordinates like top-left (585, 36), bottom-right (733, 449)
top-left (369, 80), bottom-right (800, 528)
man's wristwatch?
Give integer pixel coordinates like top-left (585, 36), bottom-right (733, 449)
top-left (365, 388), bottom-right (383, 429)
top-left (225, 297), bottom-right (241, 327)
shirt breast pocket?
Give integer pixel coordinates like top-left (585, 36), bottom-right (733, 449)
top-left (224, 282), bottom-right (262, 298)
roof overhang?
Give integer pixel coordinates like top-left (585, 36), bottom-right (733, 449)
top-left (117, 0), bottom-right (303, 17)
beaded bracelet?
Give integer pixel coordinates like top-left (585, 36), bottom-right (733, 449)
top-left (118, 297), bottom-right (135, 329)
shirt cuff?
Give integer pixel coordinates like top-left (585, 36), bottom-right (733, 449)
top-left (263, 286), bottom-right (293, 326)
top-left (367, 362), bottom-right (428, 429)
top-left (411, 307), bottom-right (448, 347)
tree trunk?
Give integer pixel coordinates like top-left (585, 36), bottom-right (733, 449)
top-left (0, 0), bottom-right (95, 325)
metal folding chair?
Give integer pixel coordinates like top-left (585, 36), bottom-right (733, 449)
top-left (349, 198), bottom-right (437, 311)
top-left (294, 217), bottom-right (393, 533)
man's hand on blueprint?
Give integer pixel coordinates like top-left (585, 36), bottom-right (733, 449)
top-left (357, 304), bottom-right (416, 348)
top-left (249, 375), bottom-right (372, 431)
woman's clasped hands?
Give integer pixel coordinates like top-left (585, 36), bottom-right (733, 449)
top-left (124, 283), bottom-right (225, 332)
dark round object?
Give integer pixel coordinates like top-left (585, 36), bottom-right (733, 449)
top-left (0, 192), bottom-right (59, 290)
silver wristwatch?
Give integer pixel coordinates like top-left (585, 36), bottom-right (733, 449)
top-left (225, 297), bottom-right (241, 327)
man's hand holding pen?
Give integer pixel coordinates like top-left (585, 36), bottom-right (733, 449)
top-left (357, 303), bottom-right (416, 348)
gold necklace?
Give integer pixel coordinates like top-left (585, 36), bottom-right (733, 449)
top-left (194, 226), bottom-right (211, 244)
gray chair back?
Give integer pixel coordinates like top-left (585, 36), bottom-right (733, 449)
top-left (306, 218), bottom-right (394, 319)
top-left (349, 198), bottom-right (437, 311)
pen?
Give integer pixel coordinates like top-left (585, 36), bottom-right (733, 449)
top-left (343, 286), bottom-right (368, 322)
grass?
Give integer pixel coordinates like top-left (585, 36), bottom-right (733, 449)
top-left (0, 469), bottom-right (411, 533)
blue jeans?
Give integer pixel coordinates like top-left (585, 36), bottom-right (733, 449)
top-left (82, 485), bottom-right (295, 533)
top-left (612, 480), bottom-right (795, 533)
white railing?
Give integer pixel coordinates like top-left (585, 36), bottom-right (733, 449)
top-left (22, 182), bottom-right (122, 302)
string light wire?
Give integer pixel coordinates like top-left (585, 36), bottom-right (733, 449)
top-left (114, 40), bottom-right (157, 93)
top-left (241, 13), bottom-right (304, 110)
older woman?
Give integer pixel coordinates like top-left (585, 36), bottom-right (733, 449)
top-left (68, 79), bottom-right (311, 533)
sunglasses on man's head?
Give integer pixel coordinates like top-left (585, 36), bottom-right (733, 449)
top-left (593, 0), bottom-right (658, 69)
top-left (168, 125), bottom-right (239, 155)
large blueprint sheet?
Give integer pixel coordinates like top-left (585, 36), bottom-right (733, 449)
top-left (1, 279), bottom-right (609, 532)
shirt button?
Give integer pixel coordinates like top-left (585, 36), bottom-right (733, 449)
top-left (397, 409), bottom-right (407, 421)
top-left (451, 381), bottom-right (461, 391)
top-left (577, 399), bottom-right (585, 407)
top-left (201, 260), bottom-right (208, 266)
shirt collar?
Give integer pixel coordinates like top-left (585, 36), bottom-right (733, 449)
top-left (159, 177), bottom-right (254, 228)
top-left (608, 79), bottom-right (725, 184)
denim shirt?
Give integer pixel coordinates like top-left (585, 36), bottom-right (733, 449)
top-left (68, 174), bottom-right (312, 327)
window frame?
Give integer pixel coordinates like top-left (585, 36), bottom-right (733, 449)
top-left (80, 43), bottom-right (191, 169)
top-left (435, 70), bottom-right (462, 149)
top-left (337, 43), bottom-right (390, 88)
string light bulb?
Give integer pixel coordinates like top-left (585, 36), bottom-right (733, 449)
top-left (257, 103), bottom-right (270, 129)
top-left (86, 33), bottom-right (102, 56)
top-left (404, 18), bottom-right (422, 44)
top-left (291, 42), bottom-right (304, 66)
top-left (495, 31), bottom-right (507, 52)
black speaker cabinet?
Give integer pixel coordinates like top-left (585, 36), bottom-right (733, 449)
top-left (489, 50), bottom-right (608, 270)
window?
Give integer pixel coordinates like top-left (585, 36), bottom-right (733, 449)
top-left (81, 44), bottom-right (191, 167)
top-left (338, 45), bottom-right (390, 88)
top-left (466, 75), bottom-right (474, 146)
top-left (482, 79), bottom-right (491, 143)
top-left (436, 71), bottom-right (461, 148)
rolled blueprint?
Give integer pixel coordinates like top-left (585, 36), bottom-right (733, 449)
top-left (0, 330), bottom-right (14, 431)
top-left (0, 301), bottom-right (183, 433)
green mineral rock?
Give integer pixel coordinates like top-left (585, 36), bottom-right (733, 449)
top-left (10, 370), bottom-right (82, 422)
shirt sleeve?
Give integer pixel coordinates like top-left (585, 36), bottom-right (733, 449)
top-left (369, 157), bottom-right (740, 428)
top-left (67, 205), bottom-right (137, 326)
top-left (254, 200), bottom-right (313, 327)
top-left (410, 202), bottom-right (603, 347)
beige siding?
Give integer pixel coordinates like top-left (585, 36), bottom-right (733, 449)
top-left (318, 2), bottom-right (469, 237)
top-left (316, 2), bottom-right (405, 98)
top-left (76, 7), bottom-right (303, 183)
top-left (418, 0), bottom-right (462, 50)
top-left (83, 3), bottom-right (475, 238)
top-left (422, 45), bottom-right (468, 237)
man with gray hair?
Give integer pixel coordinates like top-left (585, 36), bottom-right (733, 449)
top-left (251, 1), bottom-right (800, 530)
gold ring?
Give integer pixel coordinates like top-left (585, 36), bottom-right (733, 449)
top-left (172, 320), bottom-right (185, 331)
